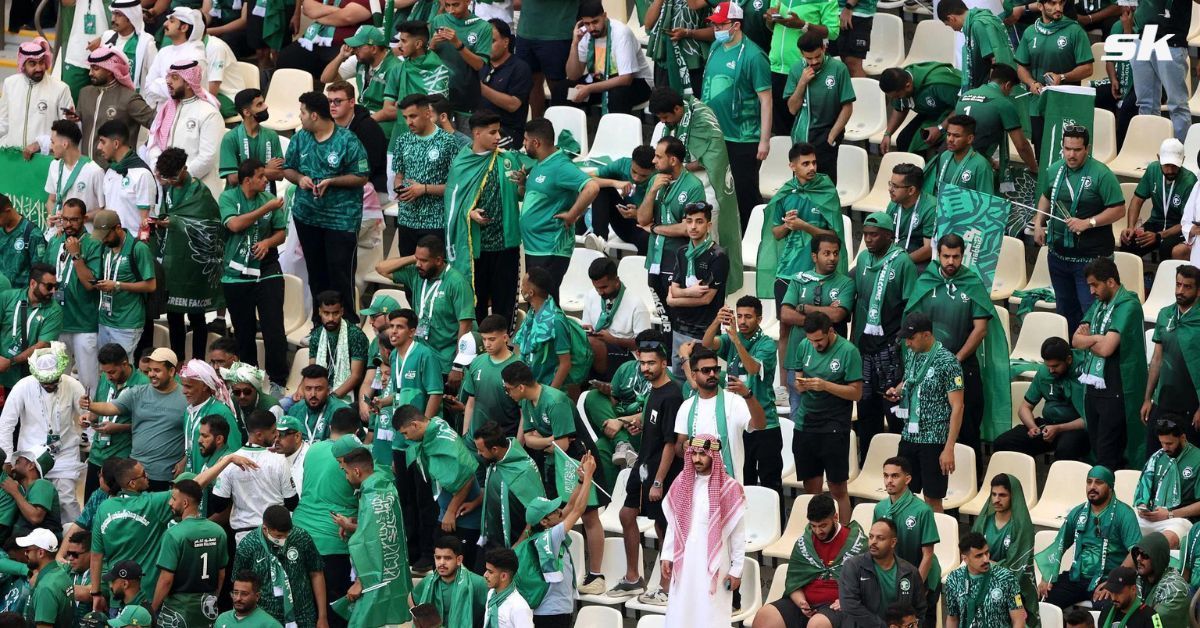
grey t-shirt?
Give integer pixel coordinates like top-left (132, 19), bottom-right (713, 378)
top-left (113, 384), bottom-right (187, 482)
top-left (535, 523), bottom-right (575, 616)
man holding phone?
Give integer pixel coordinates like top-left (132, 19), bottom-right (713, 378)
top-left (582, 257), bottom-right (652, 379)
top-left (590, 144), bottom-right (655, 252)
top-left (639, 137), bottom-right (707, 320)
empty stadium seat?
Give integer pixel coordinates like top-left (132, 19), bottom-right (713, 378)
top-left (575, 606), bottom-right (623, 628)
top-left (836, 144), bottom-right (871, 206)
top-left (863, 14), bottom-right (905, 75)
top-left (1109, 115), bottom-right (1173, 178)
top-left (845, 78), bottom-right (888, 142)
top-left (578, 537), bottom-right (642, 605)
top-left (744, 486), bottom-right (783, 553)
top-left (763, 494), bottom-right (815, 561)
top-left (743, 204), bottom-right (766, 270)
top-left (560, 248), bottom-right (607, 314)
top-left (1091, 109), bottom-right (1117, 165)
top-left (1029, 460), bottom-right (1092, 527)
top-left (940, 443), bottom-right (978, 511)
top-left (544, 106), bottom-right (590, 156)
top-left (261, 69), bottom-right (312, 132)
top-left (1144, 260), bottom-right (1186, 320)
top-left (759, 136), bottom-right (797, 198)
top-left (1009, 247), bottom-right (1053, 311)
top-left (1113, 251), bottom-right (1146, 302)
top-left (1010, 312), bottom-right (1069, 364)
top-left (991, 236), bottom-right (1028, 301)
top-left (588, 113), bottom-right (643, 163)
top-left (847, 433), bottom-right (900, 501)
top-left (901, 20), bottom-right (956, 66)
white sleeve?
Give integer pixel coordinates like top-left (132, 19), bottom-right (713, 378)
top-left (206, 45), bottom-right (227, 83)
top-left (630, 299), bottom-right (652, 334)
top-left (142, 56), bottom-right (170, 107)
top-left (211, 466), bottom-right (234, 498)
top-left (133, 170), bottom-right (157, 209)
top-left (575, 36), bottom-right (590, 65)
top-left (673, 398), bottom-right (691, 437)
top-left (190, 110), bottom-right (224, 180)
top-left (139, 41), bottom-right (159, 85)
top-left (613, 26), bottom-right (638, 77)
top-left (88, 165), bottom-right (107, 209)
top-left (44, 161), bottom-right (60, 196)
top-left (580, 292), bottom-right (599, 327)
top-left (728, 394), bottom-right (754, 433)
top-left (0, 83), bottom-right (10, 145)
top-left (727, 508), bottom-right (747, 578)
top-left (338, 56), bottom-right (358, 80)
top-left (1183, 186), bottom-right (1199, 244)
top-left (0, 380), bottom-right (22, 455)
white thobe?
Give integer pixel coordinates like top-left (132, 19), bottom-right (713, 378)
top-left (140, 97), bottom-right (224, 181)
top-left (141, 41), bottom-right (205, 108)
top-left (100, 29), bottom-right (159, 88)
top-left (1181, 186), bottom-right (1200, 266)
top-left (64, 2), bottom-right (110, 68)
top-left (206, 35), bottom-right (243, 105)
top-left (661, 474), bottom-right (747, 628)
top-left (0, 375), bottom-right (87, 482)
top-left (0, 75), bottom-right (74, 148)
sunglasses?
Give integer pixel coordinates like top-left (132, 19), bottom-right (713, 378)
top-left (696, 365), bottom-right (721, 375)
top-left (636, 340), bottom-right (668, 355)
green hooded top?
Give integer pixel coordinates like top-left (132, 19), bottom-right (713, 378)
top-left (905, 262), bottom-right (1011, 441)
top-left (970, 473), bottom-right (1039, 628)
top-left (755, 173), bottom-right (846, 298)
top-left (1132, 532), bottom-right (1190, 627)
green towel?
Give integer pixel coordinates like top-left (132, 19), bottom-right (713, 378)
top-left (1011, 287), bottom-right (1055, 316)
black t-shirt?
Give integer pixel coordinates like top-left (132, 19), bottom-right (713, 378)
top-left (480, 56), bottom-right (533, 147)
top-left (347, 105), bottom-right (389, 194)
top-left (639, 379), bottom-right (685, 476)
top-left (670, 243), bottom-right (730, 337)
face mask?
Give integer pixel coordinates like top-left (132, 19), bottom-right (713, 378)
top-left (713, 29), bottom-right (732, 44)
top-left (267, 534), bottom-right (286, 547)
top-left (254, 110), bottom-right (270, 123)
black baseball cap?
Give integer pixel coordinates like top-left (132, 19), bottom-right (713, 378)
top-left (1105, 566), bottom-right (1138, 593)
top-left (897, 312), bottom-right (934, 339)
top-left (103, 560), bottom-right (143, 581)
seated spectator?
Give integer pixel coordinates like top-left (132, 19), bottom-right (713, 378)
top-left (1120, 139), bottom-right (1195, 260)
top-left (589, 144), bottom-right (654, 253)
top-left (1133, 417), bottom-right (1200, 548)
top-left (942, 533), bottom-right (1026, 627)
top-left (993, 337), bottom-right (1090, 461)
top-left (582, 257), bottom-right (652, 378)
top-left (666, 203), bottom-right (730, 375)
top-left (1131, 532), bottom-right (1189, 625)
top-left (321, 26), bottom-right (400, 137)
top-left (1098, 567), bottom-right (1163, 628)
top-left (567, 0), bottom-right (654, 115)
top-left (838, 519), bottom-right (928, 624)
top-left (276, 0), bottom-right (372, 78)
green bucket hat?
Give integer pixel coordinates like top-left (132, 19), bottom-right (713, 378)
top-left (525, 496), bottom-right (563, 527)
top-left (863, 211), bottom-right (895, 232)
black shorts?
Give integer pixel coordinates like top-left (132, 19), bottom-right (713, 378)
top-left (769, 598), bottom-right (844, 627)
top-left (833, 15), bottom-right (873, 59)
top-left (622, 462), bottom-right (672, 529)
top-left (898, 439), bottom-right (948, 499)
top-left (515, 37), bottom-right (572, 81)
top-left (794, 430), bottom-right (852, 483)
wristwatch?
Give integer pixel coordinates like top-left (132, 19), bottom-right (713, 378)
top-left (1088, 218), bottom-right (1097, 229)
top-left (652, 480), bottom-right (663, 488)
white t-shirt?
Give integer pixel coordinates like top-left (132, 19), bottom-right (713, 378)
top-left (102, 165), bottom-right (157, 234)
top-left (581, 288), bottom-right (652, 340)
top-left (206, 36), bottom-right (242, 102)
top-left (673, 391), bottom-right (754, 482)
top-left (486, 587), bottom-right (534, 628)
top-left (287, 441), bottom-right (309, 496)
top-left (212, 445), bottom-right (297, 533)
top-left (45, 158), bottom-right (106, 215)
top-left (575, 20), bottom-right (653, 82)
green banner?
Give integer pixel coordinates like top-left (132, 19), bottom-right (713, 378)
top-left (934, 184), bottom-right (1009, 290)
top-left (553, 445), bottom-right (599, 507)
top-left (1036, 86), bottom-right (1096, 193)
top-left (0, 148), bottom-right (53, 229)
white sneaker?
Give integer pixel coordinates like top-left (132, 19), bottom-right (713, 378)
top-left (638, 589), bottom-right (669, 606)
top-left (582, 232), bottom-right (606, 252)
top-left (612, 441), bottom-right (637, 468)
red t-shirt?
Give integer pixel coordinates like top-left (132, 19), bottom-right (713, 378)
top-left (332, 0), bottom-right (373, 47)
top-left (804, 524), bottom-right (850, 606)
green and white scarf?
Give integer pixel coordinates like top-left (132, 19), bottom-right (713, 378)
top-left (893, 341), bottom-right (942, 426)
top-left (514, 297), bottom-right (558, 364)
top-left (484, 584), bottom-right (516, 628)
top-left (248, 528), bottom-right (297, 626)
top-left (594, 285), bottom-right (625, 331)
top-left (315, 320), bottom-right (351, 395)
top-left (299, 0), bottom-right (342, 50)
top-left (687, 388), bottom-right (732, 471)
top-left (586, 22), bottom-right (617, 114)
top-left (1134, 444), bottom-right (1192, 510)
top-left (1048, 162), bottom-right (1084, 249)
top-left (862, 246), bottom-right (905, 335)
top-left (1078, 288), bottom-right (1136, 389)
top-left (683, 235), bottom-right (714, 279)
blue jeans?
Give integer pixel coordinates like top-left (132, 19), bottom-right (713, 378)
top-left (1132, 43), bottom-right (1190, 141)
top-left (786, 368), bottom-right (802, 417)
top-left (97, 325), bottom-right (142, 360)
top-left (1047, 253), bottom-right (1095, 330)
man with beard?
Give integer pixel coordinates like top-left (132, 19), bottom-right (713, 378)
top-left (994, 337), bottom-right (1090, 460)
top-left (194, 415), bottom-right (237, 513)
top-left (63, 530), bottom-right (92, 624)
top-left (565, 0), bottom-right (653, 115)
top-left (779, 234), bottom-right (855, 365)
top-left (1122, 140), bottom-right (1195, 260)
top-left (971, 474), bottom-right (1039, 628)
top-left (152, 478), bottom-right (228, 627)
top-left (473, 421), bottom-right (547, 551)
top-left (219, 89), bottom-right (285, 191)
top-left (40, 198), bottom-right (102, 391)
top-left (223, 362), bottom-right (284, 432)
top-left (673, 346), bottom-right (766, 484)
top-left (0, 264), bottom-right (62, 393)
top-left (1098, 567), bottom-right (1162, 628)
top-left (305, 291), bottom-right (369, 404)
top-left (752, 494), bottom-right (866, 628)
top-left (1132, 417), bottom-right (1200, 547)
top-left (851, 212), bottom-right (917, 461)
top-left (943, 533), bottom-right (1026, 627)
top-left (381, 22), bottom-right (451, 131)
top-left (177, 359), bottom-right (243, 474)
top-left (883, 164), bottom-right (936, 264)
top-left (44, 122), bottom-right (105, 225)
top-left (410, 536), bottom-right (488, 628)
top-left (783, 33), bottom-right (854, 179)
top-left (0, 38), bottom-right (73, 151)
top-left (872, 457), bottom-right (941, 626)
top-left (906, 234), bottom-right (1009, 451)
top-left (214, 571), bottom-right (283, 627)
top-left (1039, 465), bottom-right (1142, 609)
top-left (355, 293), bottom-right (400, 422)
top-left (95, 127), bottom-right (157, 252)
top-left (142, 8), bottom-right (206, 109)
top-left (287, 365), bottom-right (352, 442)
top-left (922, 115), bottom-right (995, 196)
top-left (233, 505), bottom-right (327, 628)
top-left (0, 344), bottom-right (85, 523)
top-left (839, 520), bottom-right (927, 624)
top-left (376, 234), bottom-right (476, 379)
top-left (583, 257), bottom-right (651, 380)
top-left (95, 1), bottom-right (158, 91)
top-left (104, 560), bottom-right (148, 618)
top-left (1143, 265), bottom-right (1200, 446)
top-left (17, 528), bottom-right (71, 628)
top-left (1073, 257), bottom-right (1148, 469)
top-left (0, 198), bottom-right (45, 292)
top-left (637, 137), bottom-right (706, 310)
top-left (3, 448), bottom-right (61, 542)
top-left (935, 0), bottom-right (1013, 96)
top-left (83, 348), bottom-right (185, 490)
top-left (589, 144), bottom-right (654, 253)
top-left (1131, 532), bottom-right (1189, 626)
top-left (272, 417), bottom-right (308, 493)
top-left (142, 61), bottom-right (223, 185)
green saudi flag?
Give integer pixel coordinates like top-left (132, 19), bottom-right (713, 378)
top-left (553, 445), bottom-right (599, 507)
top-left (934, 184), bottom-right (1008, 289)
top-left (0, 148), bottom-right (52, 229)
top-left (1036, 86), bottom-right (1096, 193)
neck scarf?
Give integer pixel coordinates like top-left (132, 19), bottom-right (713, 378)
top-left (683, 236), bottom-right (714, 279)
top-left (1034, 15), bottom-right (1074, 35)
top-left (594, 286), bottom-right (625, 332)
top-left (485, 583), bottom-right (516, 628)
top-left (249, 528), bottom-right (296, 625)
top-left (784, 522), bottom-right (867, 592)
top-left (108, 149), bottom-right (149, 176)
top-left (893, 342), bottom-right (942, 427)
top-left (667, 433), bottom-right (746, 594)
top-left (316, 320), bottom-right (351, 393)
top-left (179, 359), bottom-right (236, 413)
top-left (514, 297), bottom-right (559, 363)
top-left (1101, 596), bottom-right (1144, 628)
top-left (585, 23), bottom-right (616, 114)
top-left (1048, 161), bottom-right (1087, 249)
top-left (413, 566), bottom-right (483, 628)
top-left (1134, 443), bottom-right (1194, 510)
top-left (937, 149), bottom-right (977, 194)
top-left (88, 46), bottom-right (134, 90)
top-left (53, 155), bottom-right (92, 215)
top-left (648, 0), bottom-right (700, 94)
top-left (1078, 287), bottom-right (1136, 389)
top-left (149, 61), bottom-right (220, 151)
top-left (481, 440), bottom-right (543, 547)
top-left (299, 0), bottom-right (343, 49)
top-left (687, 390), bottom-right (731, 471)
top-left (862, 246), bottom-right (905, 335)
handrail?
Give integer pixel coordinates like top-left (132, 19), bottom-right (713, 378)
top-left (34, 0), bottom-right (56, 55)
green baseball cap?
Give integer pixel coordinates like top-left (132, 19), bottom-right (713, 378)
top-left (345, 25), bottom-right (387, 48)
top-left (331, 434), bottom-right (368, 459)
top-left (359, 294), bottom-right (401, 317)
top-left (172, 472), bottom-right (197, 484)
top-left (525, 496), bottom-right (563, 527)
top-left (277, 415), bottom-right (304, 433)
top-left (109, 604), bottom-right (153, 627)
top-left (862, 211), bottom-right (895, 232)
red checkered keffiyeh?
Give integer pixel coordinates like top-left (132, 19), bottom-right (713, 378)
top-left (148, 60), bottom-right (219, 151)
top-left (87, 46), bottom-right (135, 90)
top-left (17, 37), bottom-right (52, 73)
top-left (667, 433), bottom-right (746, 594)
top-left (179, 359), bottom-right (237, 414)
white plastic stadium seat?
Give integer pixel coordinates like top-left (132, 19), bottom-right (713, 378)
top-left (743, 486), bottom-right (783, 553)
top-left (261, 69), bottom-right (313, 132)
top-left (1113, 251), bottom-right (1146, 302)
top-left (1088, 43), bottom-right (1107, 83)
top-left (1041, 602), bottom-right (1064, 628)
top-left (635, 616), bottom-right (665, 628)
top-left (1010, 312), bottom-right (1069, 364)
top-left (990, 236), bottom-right (1028, 301)
top-left (845, 78), bottom-right (888, 142)
top-left (763, 494), bottom-right (815, 560)
top-left (578, 537), bottom-right (642, 605)
top-left (862, 14), bottom-right (905, 75)
top-left (1186, 123), bottom-right (1200, 173)
top-left (617, 255), bottom-right (661, 325)
top-left (587, 113), bottom-right (643, 162)
top-left (959, 451), bottom-right (1039, 516)
top-left (1108, 115), bottom-right (1173, 177)
top-left (544, 106), bottom-right (590, 156)
top-left (836, 144), bottom-right (870, 206)
top-left (1009, 381), bottom-right (1031, 427)
top-left (751, 564), bottom-right (790, 625)
top-left (850, 152), bottom-right (925, 215)
top-left (1029, 460), bottom-right (1092, 528)
top-left (575, 606), bottom-right (622, 628)
top-left (1008, 247), bottom-right (1053, 311)
top-left (1091, 108), bottom-right (1117, 165)
top-left (1115, 469), bottom-right (1138, 505)
top-left (1144, 260), bottom-right (1186, 321)
top-left (851, 502), bottom-right (875, 531)
top-left (623, 553), bottom-right (665, 614)
top-left (559, 248), bottom-right (606, 314)
top-left (599, 468), bottom-right (653, 535)
top-left (729, 558), bottom-right (763, 624)
top-left (759, 136), bottom-right (796, 198)
top-left (743, 204), bottom-right (766, 269)
top-left (847, 433), bottom-right (901, 501)
top-left (933, 512), bottom-right (961, 571)
top-left (901, 20), bottom-right (956, 66)
top-left (940, 443), bottom-right (978, 511)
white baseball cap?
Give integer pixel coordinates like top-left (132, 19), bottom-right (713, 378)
top-left (1160, 138), bottom-right (1185, 168)
top-left (16, 528), bottom-right (58, 553)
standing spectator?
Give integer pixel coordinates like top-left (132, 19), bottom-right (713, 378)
top-left (878, 63), bottom-right (961, 155)
top-left (151, 479), bottom-right (228, 625)
top-left (96, 123), bottom-right (156, 243)
top-left (942, 533), bottom-right (1027, 627)
top-left (938, 0), bottom-right (1015, 95)
top-left (44, 121), bottom-right (105, 220)
top-left (515, 119), bottom-right (600, 300)
top-left (287, 365), bottom-right (353, 440)
top-left (513, 269), bottom-right (594, 390)
top-left (82, 349), bottom-right (186, 490)
top-left (218, 89), bottom-right (285, 191)
top-left (673, 347), bottom-right (767, 482)
top-left (86, 344), bottom-right (147, 496)
top-left (386, 96), bottom-right (461, 253)
top-left (142, 62), bottom-right (224, 185)
top-left (40, 199), bottom-right (102, 391)
top-left (215, 571), bottom-right (285, 627)
top-left (223, 362), bottom-right (283, 426)
top-left (282, 92), bottom-right (370, 325)
top-left (590, 145), bottom-right (654, 253)
top-left (787, 312), bottom-right (861, 523)
top-left (516, 457), bottom-right (596, 619)
top-left (567, 0), bottom-right (654, 115)
top-left (18, 529), bottom-right (71, 628)
top-left (327, 81), bottom-right (389, 214)
top-left (1131, 0), bottom-right (1192, 141)
top-left (778, 233), bottom-right (854, 353)
top-left (1143, 265), bottom-right (1200, 442)
top-left (884, 164), bottom-right (936, 264)
top-left (583, 258), bottom-right (653, 378)
top-left (765, 0), bottom-right (837, 134)
top-left (872, 457), bottom-right (941, 626)
top-left (0, 344), bottom-right (85, 523)
top-left (89, 210), bottom-right (155, 358)
top-left (1013, 0), bottom-right (1093, 150)
top-left (141, 9), bottom-right (206, 109)
top-left (481, 20), bottom-right (533, 148)
top-left (473, 422), bottom-right (547, 550)
top-left (0, 38), bottom-right (73, 150)
top-left (276, 0), bottom-right (371, 77)
top-left (210, 411), bottom-right (299, 543)
top-left (1121, 139), bottom-right (1195, 260)
top-left (72, 47), bottom-right (154, 168)
top-left (178, 359), bottom-right (243, 473)
top-left (382, 22), bottom-right (451, 130)
top-left (645, 0), bottom-right (711, 97)
top-left (660, 435), bottom-right (747, 626)
top-left (273, 417), bottom-right (309, 493)
top-left (784, 34), bottom-right (854, 179)
top-left (463, 316), bottom-right (524, 441)
top-left (234, 505), bottom-right (327, 628)
top-left (703, 1), bottom-right (773, 232)
top-left (0, 264), bottom-right (62, 393)
top-left (0, 197), bottom-right (46, 289)
top-left (321, 26), bottom-right (401, 137)
top-left (954, 64), bottom-right (1039, 173)
top-left (922, 115), bottom-right (995, 196)
top-left (64, 530), bottom-right (93, 625)
top-left (638, 137), bottom-right (707, 312)
top-left (1072, 257), bottom-right (1147, 469)
top-left (994, 338), bottom-right (1090, 460)
top-left (430, 0), bottom-right (494, 121)
top-left (307, 289), bottom-right (369, 406)
top-left (885, 312), bottom-right (964, 513)
top-left (97, 1), bottom-right (158, 91)
top-left (513, 0), bottom-right (578, 115)
top-left (1097, 12), bottom-right (1139, 145)
top-left (667, 204), bottom-right (731, 373)
top-left (219, 159), bottom-right (289, 386)
top-left (831, 0), bottom-right (874, 78)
